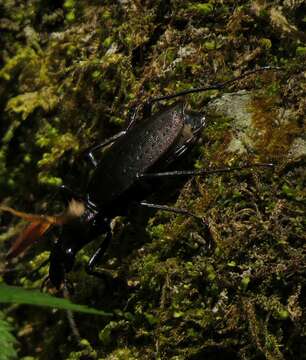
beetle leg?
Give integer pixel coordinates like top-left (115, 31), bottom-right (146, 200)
top-left (85, 131), bottom-right (127, 167)
top-left (126, 105), bottom-right (141, 130)
top-left (85, 103), bottom-right (148, 168)
top-left (62, 281), bottom-right (81, 342)
top-left (138, 163), bottom-right (274, 180)
top-left (86, 230), bottom-right (112, 278)
top-left (140, 201), bottom-right (212, 246)
top-left (139, 201), bottom-right (206, 223)
top-left (84, 107), bottom-right (141, 168)
top-left (140, 202), bottom-right (214, 250)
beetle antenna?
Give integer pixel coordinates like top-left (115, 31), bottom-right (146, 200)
top-left (150, 66), bottom-right (281, 102)
top-left (138, 162), bottom-right (274, 179)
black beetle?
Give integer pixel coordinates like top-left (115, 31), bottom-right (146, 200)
top-left (1, 67), bottom-right (276, 289)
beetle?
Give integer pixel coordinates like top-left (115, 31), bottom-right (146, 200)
top-left (1, 67), bottom-right (277, 289)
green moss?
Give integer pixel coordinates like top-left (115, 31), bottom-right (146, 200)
top-left (99, 321), bottom-right (129, 345)
top-left (105, 348), bottom-right (139, 360)
top-left (37, 173), bottom-right (62, 186)
top-left (101, 10), bottom-right (112, 21)
top-left (6, 88), bottom-right (58, 121)
top-left (0, 47), bottom-right (37, 81)
top-left (296, 46), bottom-right (306, 56)
top-left (66, 339), bottom-right (97, 360)
top-left (227, 260), bottom-right (236, 267)
top-left (240, 276), bottom-right (250, 292)
top-left (277, 310), bottom-right (289, 320)
top-left (103, 37), bottom-right (113, 48)
top-left (144, 312), bottom-right (158, 325)
top-left (66, 11), bottom-right (76, 23)
top-left (0, 1), bottom-right (305, 359)
top-left (64, 0), bottom-right (75, 10)
top-left (188, 3), bottom-right (214, 16)
top-left (259, 38), bottom-right (272, 49)
top-left (91, 70), bottom-right (101, 80)
top-left (147, 224), bottom-right (165, 239)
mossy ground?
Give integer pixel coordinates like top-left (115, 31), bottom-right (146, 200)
top-left (0, 1), bottom-right (305, 359)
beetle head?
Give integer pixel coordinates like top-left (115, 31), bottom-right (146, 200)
top-left (1, 199), bottom-right (109, 289)
top-left (48, 200), bottom-right (109, 289)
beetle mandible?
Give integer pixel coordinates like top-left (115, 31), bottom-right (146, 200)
top-left (1, 67), bottom-right (277, 289)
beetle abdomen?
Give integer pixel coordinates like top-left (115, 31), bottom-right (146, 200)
top-left (88, 103), bottom-right (185, 206)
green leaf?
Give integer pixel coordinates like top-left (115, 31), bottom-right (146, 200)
top-left (0, 284), bottom-right (111, 316)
